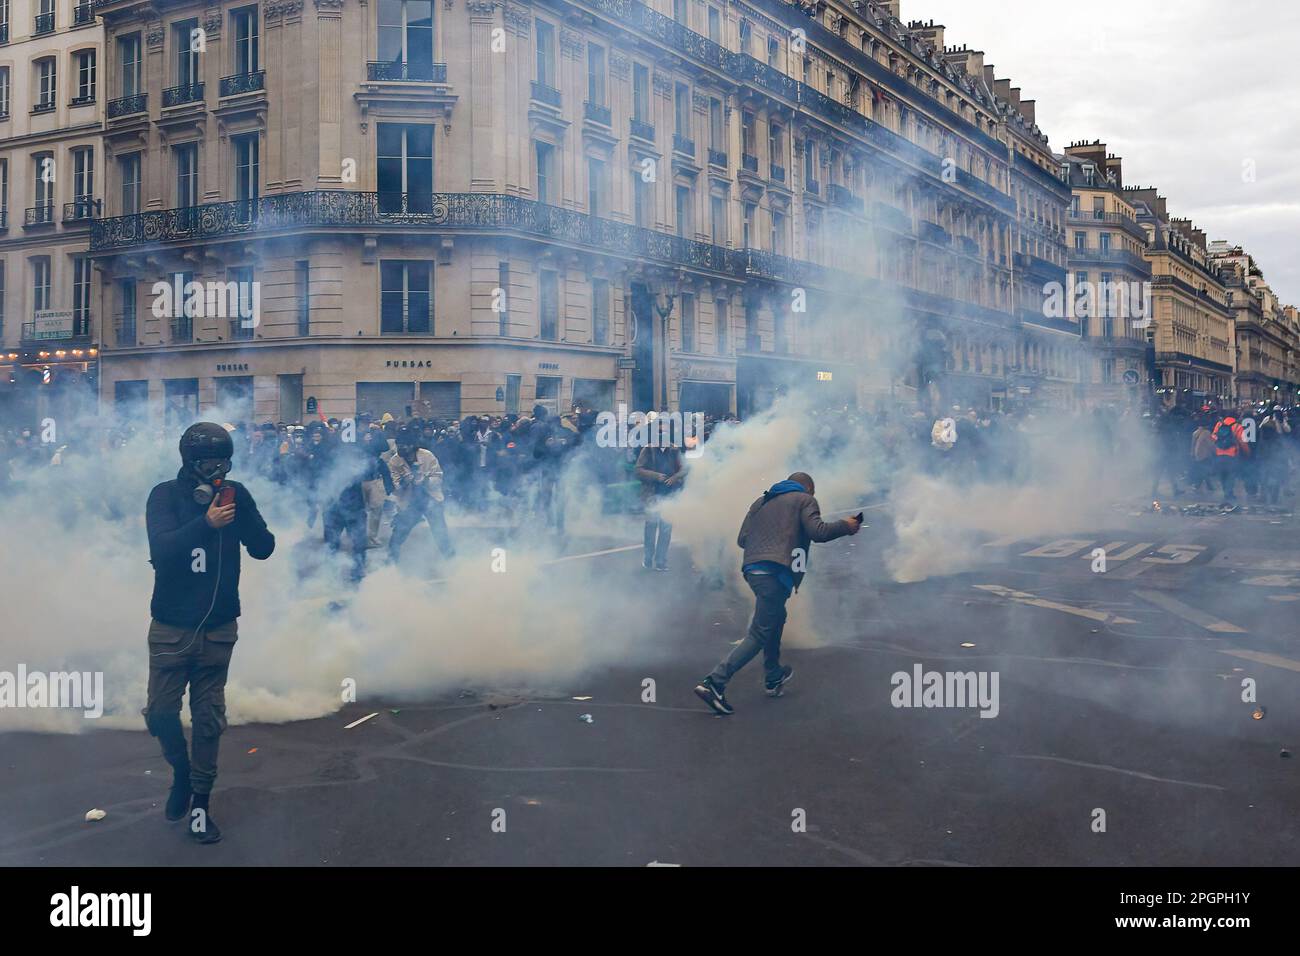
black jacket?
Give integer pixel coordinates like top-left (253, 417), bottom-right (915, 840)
top-left (146, 471), bottom-right (275, 628)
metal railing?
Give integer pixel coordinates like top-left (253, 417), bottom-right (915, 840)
top-left (530, 81), bottom-right (561, 107)
top-left (741, 153), bottom-right (759, 172)
top-left (630, 118), bottom-right (655, 141)
top-left (163, 83), bottom-right (204, 107)
top-left (584, 100), bottom-right (610, 125)
top-left (366, 60), bottom-right (447, 82)
top-left (34, 12), bottom-right (54, 34)
top-left (220, 71), bottom-right (264, 97)
top-left (63, 198), bottom-right (101, 222)
top-left (107, 93), bottom-right (147, 118)
top-left (73, 2), bottom-right (93, 24)
top-left (25, 204), bottom-right (56, 226)
top-left (673, 133), bottom-right (695, 156)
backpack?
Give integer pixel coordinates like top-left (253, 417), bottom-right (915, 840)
top-left (1215, 425), bottom-right (1237, 451)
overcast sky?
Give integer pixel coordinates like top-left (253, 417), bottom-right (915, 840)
top-left (915, 0), bottom-right (1300, 304)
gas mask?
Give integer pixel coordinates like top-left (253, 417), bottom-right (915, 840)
top-left (191, 458), bottom-right (233, 505)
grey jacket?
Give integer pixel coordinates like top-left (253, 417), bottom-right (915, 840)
top-left (736, 490), bottom-right (853, 589)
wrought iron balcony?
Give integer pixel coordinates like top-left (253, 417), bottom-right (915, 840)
top-left (630, 118), bottom-right (655, 141)
top-left (741, 153), bottom-right (759, 173)
top-left (114, 314), bottom-right (137, 346)
top-left (919, 221), bottom-right (950, 246)
top-left (957, 235), bottom-right (980, 257)
top-left (0, 22), bottom-right (8, 43)
top-left (868, 201), bottom-right (909, 235)
top-left (583, 100), bottom-right (610, 125)
top-left (707, 148), bottom-right (727, 167)
top-left (107, 93), bottom-right (147, 118)
top-left (73, 2), bottom-right (93, 24)
top-left (673, 133), bottom-right (695, 157)
top-left (25, 204), bottom-right (56, 227)
top-left (770, 164), bottom-right (785, 183)
top-left (805, 179), bottom-right (820, 196)
top-left (171, 316), bottom-right (193, 342)
top-left (530, 81), bottom-right (561, 107)
top-left (31, 99), bottom-right (56, 115)
top-left (827, 184), bottom-right (863, 213)
top-left (34, 12), bottom-right (55, 34)
top-left (220, 71), bottom-right (265, 97)
top-left (366, 60), bottom-right (447, 82)
top-left (0, 210), bottom-right (7, 229)
top-left (63, 198), bottom-right (101, 222)
top-left (163, 82), bottom-right (204, 107)
top-left (69, 93), bottom-right (95, 107)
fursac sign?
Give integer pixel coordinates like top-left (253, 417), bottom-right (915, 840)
top-left (386, 359), bottom-right (435, 369)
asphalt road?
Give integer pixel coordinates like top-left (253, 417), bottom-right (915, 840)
top-left (3, 494), bottom-right (1298, 866)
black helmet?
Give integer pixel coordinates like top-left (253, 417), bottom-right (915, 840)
top-left (179, 422), bottom-right (234, 463)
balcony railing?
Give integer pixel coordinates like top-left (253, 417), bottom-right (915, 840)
top-left (73, 2), bottom-right (93, 24)
top-left (114, 315), bottom-right (137, 346)
top-left (366, 60), bottom-right (447, 82)
top-left (0, 22), bottom-right (8, 43)
top-left (805, 179), bottom-right (820, 196)
top-left (31, 99), bottom-right (56, 115)
top-left (107, 93), bottom-right (147, 118)
top-left (583, 100), bottom-right (610, 125)
top-left (630, 118), bottom-right (655, 141)
top-left (220, 71), bottom-right (265, 97)
top-left (163, 82), bottom-right (204, 107)
top-left (827, 183), bottom-right (863, 213)
top-left (230, 318), bottom-right (254, 340)
top-left (673, 133), bottom-right (695, 156)
top-left (957, 235), bottom-right (980, 257)
top-left (171, 316), bottom-right (193, 343)
top-left (0, 210), bottom-right (7, 230)
top-left (34, 12), bottom-right (54, 34)
top-left (770, 164), bottom-right (785, 183)
top-left (63, 198), bottom-right (101, 222)
top-left (25, 204), bottom-right (56, 227)
top-left (707, 148), bottom-right (727, 167)
top-left (530, 81), bottom-right (561, 107)
top-left (69, 93), bottom-right (95, 107)
top-left (919, 221), bottom-right (950, 246)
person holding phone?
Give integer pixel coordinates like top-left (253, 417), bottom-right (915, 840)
top-left (694, 472), bottom-right (859, 715)
top-left (143, 422), bottom-right (275, 844)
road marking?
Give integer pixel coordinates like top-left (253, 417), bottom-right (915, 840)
top-left (1112, 561), bottom-right (1155, 580)
top-left (972, 584), bottom-right (1137, 624)
top-left (344, 712), bottom-right (380, 729)
top-left (1134, 590), bottom-right (1246, 633)
top-left (1020, 539), bottom-right (1093, 558)
top-left (982, 534), bottom-right (1025, 548)
top-left (1242, 574), bottom-right (1300, 588)
top-left (1218, 649), bottom-right (1300, 673)
top-left (1009, 755), bottom-right (1225, 792)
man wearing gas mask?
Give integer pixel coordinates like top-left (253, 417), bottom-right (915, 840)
top-left (143, 422), bottom-right (275, 844)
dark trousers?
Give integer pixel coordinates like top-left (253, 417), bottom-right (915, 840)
top-left (143, 619), bottom-right (237, 795)
top-left (643, 514), bottom-right (672, 568)
top-left (324, 504), bottom-right (368, 581)
top-left (1150, 454), bottom-right (1182, 497)
top-left (708, 571), bottom-right (791, 691)
top-left (388, 495), bottom-right (455, 562)
top-left (1215, 456), bottom-right (1238, 501)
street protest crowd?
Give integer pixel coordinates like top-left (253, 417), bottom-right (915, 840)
top-left (1, 397), bottom-right (1296, 582)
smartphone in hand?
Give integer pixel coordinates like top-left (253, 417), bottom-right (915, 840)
top-left (217, 484), bottom-right (236, 507)
top-left (854, 512), bottom-right (864, 523)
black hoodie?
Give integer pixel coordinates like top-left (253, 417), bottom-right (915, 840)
top-left (145, 470), bottom-right (275, 628)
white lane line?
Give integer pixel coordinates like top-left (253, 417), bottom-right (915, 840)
top-left (344, 712), bottom-right (380, 729)
top-left (1008, 755), bottom-right (1226, 792)
top-left (973, 584), bottom-right (1137, 624)
top-left (1135, 589), bottom-right (1246, 633)
top-left (544, 544), bottom-right (641, 565)
top-left (1218, 649), bottom-right (1300, 673)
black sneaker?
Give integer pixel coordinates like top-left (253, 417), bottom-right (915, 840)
top-left (765, 666), bottom-right (794, 697)
top-left (165, 782), bottom-right (192, 822)
top-left (694, 678), bottom-right (734, 716)
top-left (188, 796), bottom-right (223, 845)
